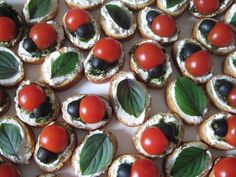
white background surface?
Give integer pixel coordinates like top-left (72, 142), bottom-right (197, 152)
top-left (4, 0), bottom-right (236, 177)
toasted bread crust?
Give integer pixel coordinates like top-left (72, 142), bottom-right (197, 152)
top-left (224, 51), bottom-right (236, 78)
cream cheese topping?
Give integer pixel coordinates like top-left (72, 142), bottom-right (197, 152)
top-left (65, 0), bottom-right (103, 7)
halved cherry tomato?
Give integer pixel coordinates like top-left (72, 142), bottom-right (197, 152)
top-left (131, 159), bottom-right (160, 177)
top-left (225, 116), bottom-right (236, 146)
top-left (134, 43), bottom-right (164, 70)
top-left (227, 86), bottom-right (236, 108)
top-left (151, 14), bottom-right (176, 38)
top-left (18, 84), bottom-right (46, 112)
top-left (208, 22), bottom-right (234, 48)
top-left (79, 95), bottom-right (106, 124)
top-left (29, 23), bottom-right (57, 50)
top-left (93, 37), bottom-right (121, 63)
top-left (40, 124), bottom-right (69, 153)
top-left (213, 157), bottom-right (236, 177)
top-left (0, 16), bottom-right (16, 42)
top-left (0, 162), bottom-right (21, 177)
top-left (194, 0), bottom-right (219, 15)
top-left (65, 8), bottom-right (90, 32)
top-left (185, 50), bottom-right (212, 77)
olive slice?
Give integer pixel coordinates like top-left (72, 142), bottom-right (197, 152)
top-left (76, 23), bottom-right (94, 40)
top-left (117, 163), bottom-right (132, 177)
top-left (215, 80), bottom-right (233, 98)
top-left (23, 37), bottom-right (37, 52)
top-left (212, 118), bottom-right (228, 137)
top-left (199, 19), bottom-right (216, 36)
top-left (37, 147), bottom-right (58, 164)
top-left (32, 97), bottom-right (52, 118)
top-left (67, 100), bottom-right (80, 117)
top-left (148, 64), bottom-right (164, 78)
top-left (90, 57), bottom-right (115, 70)
top-left (157, 123), bottom-right (178, 144)
top-left (146, 11), bottom-right (160, 26)
top-left (180, 43), bottom-right (202, 61)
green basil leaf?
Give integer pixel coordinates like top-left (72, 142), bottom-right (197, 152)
top-left (28, 0), bottom-right (51, 19)
top-left (175, 77), bottom-right (207, 116)
top-left (230, 13), bottom-right (236, 28)
top-left (51, 52), bottom-right (79, 78)
top-left (0, 50), bottom-right (19, 79)
top-left (117, 79), bottom-right (146, 117)
top-left (0, 123), bottom-right (22, 158)
top-left (170, 147), bottom-right (210, 177)
top-left (105, 4), bottom-right (131, 30)
top-left (166, 0), bottom-right (184, 8)
top-left (80, 133), bottom-right (113, 175)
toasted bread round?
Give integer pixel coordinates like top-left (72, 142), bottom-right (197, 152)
top-left (224, 3), bottom-right (236, 32)
top-left (65, 0), bottom-right (104, 10)
top-left (224, 51), bottom-right (236, 79)
top-left (120, 0), bottom-right (155, 10)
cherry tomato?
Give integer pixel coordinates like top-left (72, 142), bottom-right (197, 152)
top-left (134, 43), bottom-right (165, 70)
top-left (0, 162), bottom-right (21, 177)
top-left (18, 84), bottom-right (46, 112)
top-left (151, 14), bottom-right (176, 38)
top-left (29, 23), bottom-right (57, 50)
top-left (213, 157), bottom-right (236, 177)
top-left (185, 50), bottom-right (212, 77)
top-left (79, 95), bottom-right (106, 124)
top-left (131, 159), bottom-right (160, 177)
top-left (194, 0), bottom-right (219, 15)
top-left (227, 86), bottom-right (236, 108)
top-left (40, 124), bottom-right (69, 153)
top-left (65, 8), bottom-right (90, 32)
top-left (208, 22), bottom-right (233, 48)
top-left (0, 17), bottom-right (16, 42)
top-left (225, 116), bottom-right (236, 146)
top-left (93, 37), bottom-right (121, 63)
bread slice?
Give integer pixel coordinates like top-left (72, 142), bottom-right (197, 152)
top-left (224, 3), bottom-right (236, 32)
top-left (120, 0), bottom-right (155, 10)
top-left (65, 0), bottom-right (104, 10)
top-left (38, 173), bottom-right (57, 177)
top-left (34, 121), bottom-right (76, 172)
top-left (224, 51), bottom-right (236, 78)
top-left (0, 156), bottom-right (22, 176)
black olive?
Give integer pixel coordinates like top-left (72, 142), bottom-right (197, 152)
top-left (148, 64), bottom-right (164, 78)
top-left (76, 23), bottom-right (94, 39)
top-left (32, 97), bottom-right (51, 118)
top-left (199, 19), bottom-right (216, 36)
top-left (180, 43), bottom-right (202, 60)
top-left (67, 100), bottom-right (80, 117)
top-left (90, 57), bottom-right (112, 70)
top-left (146, 11), bottom-right (160, 26)
top-left (117, 163), bottom-right (132, 177)
top-left (23, 38), bottom-right (37, 52)
top-left (157, 123), bottom-right (178, 144)
top-left (216, 80), bottom-right (233, 97)
top-left (37, 147), bottom-right (58, 164)
top-left (212, 118), bottom-right (228, 137)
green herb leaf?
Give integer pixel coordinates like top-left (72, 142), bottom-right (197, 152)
top-left (0, 50), bottom-right (19, 79)
top-left (166, 0), bottom-right (184, 8)
top-left (0, 123), bottom-right (22, 158)
top-left (105, 4), bottom-right (131, 30)
top-left (51, 52), bottom-right (79, 78)
top-left (28, 0), bottom-right (51, 19)
top-left (170, 147), bottom-right (210, 177)
top-left (175, 77), bottom-right (207, 116)
top-left (79, 133), bottom-right (113, 175)
top-left (117, 79), bottom-right (146, 117)
top-left (230, 13), bottom-right (236, 28)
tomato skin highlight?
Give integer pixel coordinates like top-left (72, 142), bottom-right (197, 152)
top-left (0, 16), bottom-right (17, 42)
top-left (134, 43), bottom-right (165, 70)
top-left (39, 124), bottom-right (69, 153)
top-left (213, 157), bottom-right (236, 177)
top-left (225, 116), bottom-right (236, 146)
top-left (194, 0), bottom-right (219, 15)
top-left (227, 86), bottom-right (236, 108)
top-left (0, 163), bottom-right (21, 177)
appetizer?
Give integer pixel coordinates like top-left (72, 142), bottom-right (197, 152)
top-left (38, 173), bottom-right (57, 177)
top-left (138, 7), bottom-right (179, 45)
top-left (65, 0), bottom-right (104, 10)
top-left (34, 122), bottom-right (76, 172)
top-left (0, 116), bottom-right (34, 164)
top-left (63, 8), bottom-right (100, 50)
top-left (133, 113), bottom-right (184, 158)
top-left (0, 87), bottom-right (10, 116)
top-left (0, 156), bottom-right (22, 177)
top-left (108, 154), bottom-right (160, 177)
top-left (100, 1), bottom-right (137, 40)
top-left (172, 38), bottom-right (213, 84)
top-left (224, 51), bottom-right (236, 78)
top-left (23, 0), bottom-right (59, 24)
top-left (130, 39), bottom-right (172, 88)
top-left (193, 18), bottom-right (235, 55)
top-left (199, 112), bottom-right (236, 150)
top-left (0, 1), bottom-right (24, 47)
top-left (109, 71), bottom-right (151, 127)
top-left (225, 3), bottom-right (236, 31)
top-left (15, 80), bottom-right (60, 127)
top-left (72, 130), bottom-right (117, 177)
top-left (41, 47), bottom-right (84, 90)
top-left (84, 37), bottom-right (124, 83)
top-left (164, 142), bottom-right (212, 177)
top-left (120, 0), bottom-right (155, 10)
top-left (62, 94), bottom-right (112, 130)
top-left (18, 21), bottom-right (64, 64)
top-left (206, 75), bottom-right (236, 114)
top-left (166, 77), bottom-right (208, 125)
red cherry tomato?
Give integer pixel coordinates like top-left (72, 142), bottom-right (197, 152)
top-left (40, 124), bottom-right (69, 153)
top-left (151, 14), bottom-right (177, 38)
top-left (131, 159), bottom-right (160, 177)
top-left (0, 17), bottom-right (16, 42)
top-left (29, 23), bottom-right (57, 50)
top-left (140, 127), bottom-right (169, 155)
top-left (194, 0), bottom-right (219, 15)
top-left (18, 84), bottom-right (46, 112)
top-left (225, 116), bottom-right (236, 146)
top-left (134, 43), bottom-right (165, 70)
top-left (65, 8), bottom-right (90, 32)
top-left (213, 157), bottom-right (236, 177)
top-left (79, 95), bottom-right (106, 124)
top-left (93, 37), bottom-right (121, 63)
top-left (185, 50), bottom-right (212, 77)
top-left (0, 162), bottom-right (21, 177)
top-left (208, 22), bottom-right (234, 48)
top-left (228, 86), bottom-right (236, 108)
